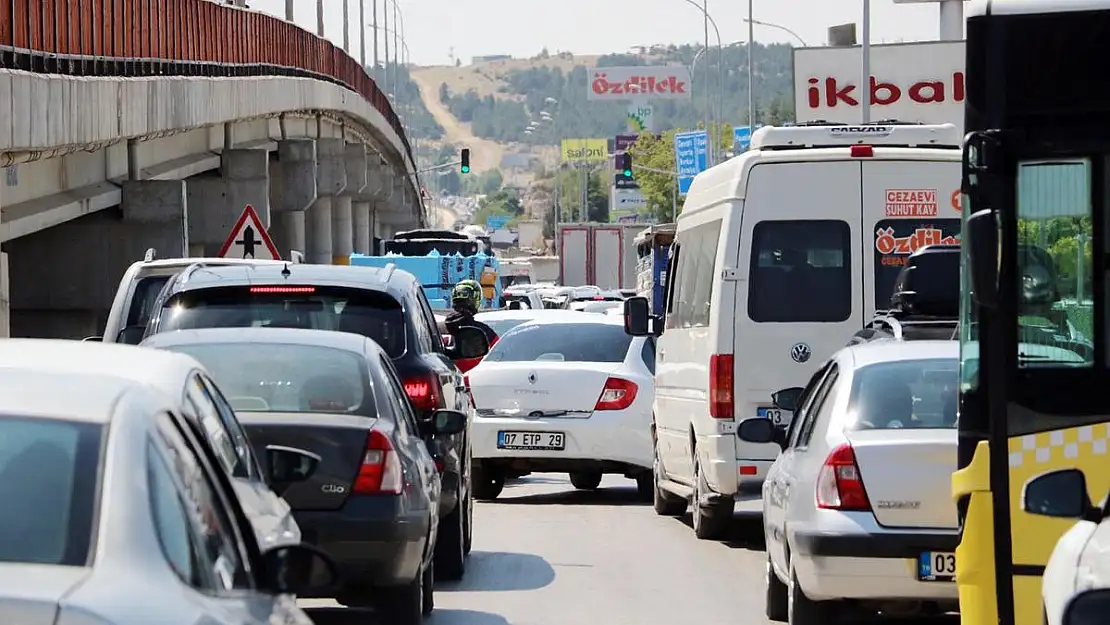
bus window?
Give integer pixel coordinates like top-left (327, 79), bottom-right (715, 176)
top-left (1014, 159), bottom-right (1094, 367)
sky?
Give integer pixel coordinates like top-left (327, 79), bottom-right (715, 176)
top-left (249, 0), bottom-right (958, 67)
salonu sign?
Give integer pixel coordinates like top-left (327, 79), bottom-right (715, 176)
top-left (792, 41), bottom-right (966, 133)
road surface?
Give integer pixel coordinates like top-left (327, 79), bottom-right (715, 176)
top-left (301, 475), bottom-right (959, 625)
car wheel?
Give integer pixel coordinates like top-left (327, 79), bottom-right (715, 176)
top-left (635, 473), bottom-right (653, 501)
top-left (378, 568), bottom-right (425, 625)
top-left (692, 456), bottom-right (732, 540)
top-left (787, 563), bottom-right (838, 625)
top-left (434, 500), bottom-right (467, 581)
top-left (464, 492), bottom-right (474, 555)
top-left (421, 560), bottom-right (435, 615)
top-left (765, 555), bottom-right (788, 621)
top-left (569, 471), bottom-right (602, 490)
top-left (472, 463), bottom-right (504, 500)
top-left (652, 435), bottom-right (687, 516)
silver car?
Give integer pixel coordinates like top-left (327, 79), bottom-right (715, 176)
top-left (0, 341), bottom-right (334, 624)
top-left (0, 339), bottom-right (301, 550)
top-left (738, 340), bottom-right (960, 624)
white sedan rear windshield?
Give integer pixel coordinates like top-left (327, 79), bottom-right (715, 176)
top-left (848, 358), bottom-right (958, 430)
top-left (0, 416), bottom-right (101, 566)
top-left (485, 323), bottom-right (632, 363)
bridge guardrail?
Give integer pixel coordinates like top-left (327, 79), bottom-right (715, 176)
top-left (0, 0), bottom-right (416, 177)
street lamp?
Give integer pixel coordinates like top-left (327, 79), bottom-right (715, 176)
top-left (676, 0), bottom-right (722, 166)
top-left (742, 18), bottom-right (808, 46)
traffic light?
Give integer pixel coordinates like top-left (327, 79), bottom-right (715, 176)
top-left (615, 152), bottom-right (633, 177)
top-left (460, 148), bottom-right (471, 174)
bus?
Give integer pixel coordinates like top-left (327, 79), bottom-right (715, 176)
top-left (954, 3), bottom-right (1106, 625)
top-left (633, 223), bottom-right (675, 317)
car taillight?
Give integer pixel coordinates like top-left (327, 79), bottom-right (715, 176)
top-left (709, 354), bottom-right (734, 419)
top-left (249, 286), bottom-right (316, 293)
top-left (815, 443), bottom-right (870, 511)
top-left (594, 377), bottom-right (638, 411)
top-left (353, 429), bottom-right (404, 494)
top-left (403, 373), bottom-right (441, 412)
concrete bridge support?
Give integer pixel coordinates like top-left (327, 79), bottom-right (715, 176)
top-left (270, 139), bottom-right (317, 258)
top-left (183, 148), bottom-right (270, 257)
top-left (333, 142), bottom-right (367, 265)
top-left (307, 138), bottom-right (347, 264)
top-left (6, 180), bottom-right (187, 339)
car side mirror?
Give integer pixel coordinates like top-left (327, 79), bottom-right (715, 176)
top-left (116, 325), bottom-right (146, 345)
top-left (441, 334), bottom-right (456, 349)
top-left (623, 296), bottom-right (652, 336)
top-left (1022, 468), bottom-right (1098, 521)
top-left (259, 542), bottom-right (340, 596)
top-left (1064, 589), bottom-right (1110, 625)
top-left (447, 326), bottom-right (490, 360)
top-left (265, 445), bottom-right (321, 496)
top-left (81, 336), bottom-right (103, 342)
top-left (771, 387), bottom-right (804, 412)
top-left (737, 417), bottom-right (786, 449)
top-left (432, 409), bottom-right (467, 435)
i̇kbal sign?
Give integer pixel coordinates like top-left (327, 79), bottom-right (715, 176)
top-left (792, 41), bottom-right (965, 132)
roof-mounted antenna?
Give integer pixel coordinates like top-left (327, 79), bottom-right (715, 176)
top-left (281, 263), bottom-right (291, 278)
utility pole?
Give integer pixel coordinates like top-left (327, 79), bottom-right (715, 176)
top-left (383, 0), bottom-right (391, 95)
top-left (284, 0), bottom-right (293, 21)
top-left (372, 0), bottom-right (379, 80)
top-left (703, 0), bottom-right (712, 167)
top-left (342, 0), bottom-right (350, 52)
top-left (359, 0), bottom-right (366, 68)
top-left (316, 0), bottom-right (324, 37)
top-left (747, 0), bottom-right (755, 130)
top-left (861, 0), bottom-right (871, 122)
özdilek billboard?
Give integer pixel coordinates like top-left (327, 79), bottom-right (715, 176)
top-left (793, 41), bottom-right (965, 133)
top-left (588, 66), bottom-right (693, 101)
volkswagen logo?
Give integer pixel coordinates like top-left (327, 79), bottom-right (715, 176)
top-left (527, 371), bottom-right (537, 385)
top-left (790, 343), bottom-right (812, 363)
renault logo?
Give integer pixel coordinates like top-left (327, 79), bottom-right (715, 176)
top-left (790, 343), bottom-right (812, 364)
top-left (527, 372), bottom-right (537, 385)
top-left (321, 484), bottom-right (347, 494)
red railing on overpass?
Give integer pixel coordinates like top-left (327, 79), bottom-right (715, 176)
top-left (0, 0), bottom-right (416, 173)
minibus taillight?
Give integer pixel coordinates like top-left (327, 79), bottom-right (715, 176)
top-left (850, 145), bottom-right (874, 158)
top-left (708, 354), bottom-right (734, 419)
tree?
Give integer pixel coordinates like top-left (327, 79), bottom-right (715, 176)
top-left (548, 166), bottom-right (609, 223)
top-left (438, 83), bottom-right (450, 104)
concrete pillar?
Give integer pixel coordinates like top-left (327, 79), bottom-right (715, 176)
top-left (306, 138), bottom-right (347, 264)
top-left (7, 180), bottom-right (187, 338)
top-left (0, 252), bottom-right (9, 339)
top-left (270, 139), bottom-right (317, 258)
top-left (331, 196), bottom-right (353, 264)
top-left (183, 148), bottom-right (269, 258)
top-left (353, 201), bottom-right (371, 255)
top-left (332, 142), bottom-right (367, 264)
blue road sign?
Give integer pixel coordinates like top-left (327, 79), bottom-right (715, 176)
top-left (486, 215), bottom-right (510, 230)
top-left (674, 130), bottom-right (708, 195)
top-left (734, 126), bottom-right (752, 152)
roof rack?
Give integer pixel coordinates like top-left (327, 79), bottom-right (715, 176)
top-left (850, 245), bottom-right (960, 345)
top-left (750, 122), bottom-right (961, 151)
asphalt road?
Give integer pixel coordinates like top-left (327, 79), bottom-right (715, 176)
top-left (301, 474), bottom-right (960, 625)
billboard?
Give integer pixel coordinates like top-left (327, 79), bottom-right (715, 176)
top-left (561, 139), bottom-right (609, 163)
top-left (588, 66), bottom-right (693, 101)
top-left (793, 41), bottom-right (965, 132)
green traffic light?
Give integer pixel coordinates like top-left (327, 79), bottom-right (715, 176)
top-left (622, 168), bottom-right (632, 177)
top-left (461, 165), bottom-right (470, 173)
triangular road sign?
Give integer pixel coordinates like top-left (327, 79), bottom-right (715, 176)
top-left (217, 205), bottom-right (281, 260)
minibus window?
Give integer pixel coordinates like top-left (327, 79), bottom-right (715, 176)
top-left (748, 220), bottom-right (852, 323)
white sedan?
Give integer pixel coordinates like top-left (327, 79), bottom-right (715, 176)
top-left (466, 315), bottom-right (656, 500)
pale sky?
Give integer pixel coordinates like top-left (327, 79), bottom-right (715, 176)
top-left (249, 0), bottom-right (957, 67)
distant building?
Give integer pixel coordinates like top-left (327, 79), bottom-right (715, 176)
top-left (471, 54), bottom-right (512, 64)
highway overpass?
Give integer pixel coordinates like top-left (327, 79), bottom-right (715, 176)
top-left (0, 0), bottom-right (426, 338)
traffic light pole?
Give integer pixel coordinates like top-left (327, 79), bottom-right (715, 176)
top-left (417, 160), bottom-right (461, 174)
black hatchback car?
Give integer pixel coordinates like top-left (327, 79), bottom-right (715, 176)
top-left (139, 262), bottom-right (489, 582)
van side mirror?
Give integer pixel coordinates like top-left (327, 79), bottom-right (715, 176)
top-left (81, 336), bottom-right (103, 342)
top-left (116, 325), bottom-right (147, 345)
top-left (1022, 468), bottom-right (1098, 521)
top-left (448, 326), bottom-right (490, 360)
top-left (771, 387), bottom-right (804, 412)
top-left (736, 417), bottom-right (786, 450)
top-left (1063, 589), bottom-right (1110, 625)
top-left (624, 297), bottom-right (661, 337)
top-left (432, 409), bottom-right (467, 435)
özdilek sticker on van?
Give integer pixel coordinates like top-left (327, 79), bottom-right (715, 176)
top-left (874, 221), bottom-right (961, 268)
top-left (885, 188), bottom-right (939, 217)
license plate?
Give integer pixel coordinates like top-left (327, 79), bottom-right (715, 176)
top-left (917, 551), bottom-right (956, 581)
top-left (497, 431), bottom-right (566, 451)
top-left (757, 407), bottom-right (790, 427)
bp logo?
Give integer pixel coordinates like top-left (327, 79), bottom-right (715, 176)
top-left (790, 343), bottom-right (812, 364)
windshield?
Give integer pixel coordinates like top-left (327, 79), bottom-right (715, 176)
top-left (848, 358), bottom-right (959, 430)
top-left (164, 343), bottom-right (373, 415)
top-left (485, 322), bottom-right (633, 363)
top-left (154, 286), bottom-right (407, 358)
top-left (0, 416), bottom-right (102, 565)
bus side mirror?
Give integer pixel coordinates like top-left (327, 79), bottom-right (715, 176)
top-left (966, 209), bottom-right (1000, 310)
top-left (1022, 468), bottom-right (1098, 521)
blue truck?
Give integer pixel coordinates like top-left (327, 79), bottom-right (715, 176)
top-left (633, 224), bottom-right (676, 317)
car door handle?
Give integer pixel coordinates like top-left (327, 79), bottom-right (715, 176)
top-left (658, 350), bottom-right (664, 360)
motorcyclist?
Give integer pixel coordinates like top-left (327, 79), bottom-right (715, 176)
top-left (445, 280), bottom-right (498, 373)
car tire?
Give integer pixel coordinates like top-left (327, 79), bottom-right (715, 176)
top-left (472, 463), bottom-right (504, 501)
top-left (435, 500), bottom-right (467, 581)
top-left (635, 473), bottom-right (653, 501)
top-left (569, 471), bottom-right (602, 490)
top-left (787, 564), bottom-right (837, 625)
top-left (692, 456), bottom-right (732, 540)
top-left (378, 567), bottom-right (425, 625)
top-left (464, 492), bottom-right (474, 555)
top-left (765, 555), bottom-right (788, 621)
top-left (421, 560), bottom-right (435, 616)
top-left (652, 437), bottom-right (687, 516)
